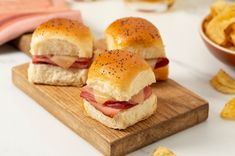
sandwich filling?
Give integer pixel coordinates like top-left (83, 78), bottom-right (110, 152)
top-left (147, 57), bottom-right (169, 69)
top-left (80, 86), bottom-right (152, 117)
top-left (32, 55), bottom-right (92, 69)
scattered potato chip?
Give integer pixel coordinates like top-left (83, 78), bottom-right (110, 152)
top-left (210, 69), bottom-right (235, 94)
top-left (151, 146), bottom-right (176, 156)
top-left (210, 77), bottom-right (235, 94)
top-left (221, 97), bottom-right (235, 120)
top-left (216, 69), bottom-right (235, 89)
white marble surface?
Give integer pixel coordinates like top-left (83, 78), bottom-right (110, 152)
top-left (1, 0), bottom-right (235, 156)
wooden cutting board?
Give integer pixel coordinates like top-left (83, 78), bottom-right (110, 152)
top-left (12, 63), bottom-right (209, 156)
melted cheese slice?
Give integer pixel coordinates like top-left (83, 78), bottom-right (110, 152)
top-left (50, 56), bottom-right (77, 69)
top-left (93, 89), bottom-right (113, 104)
top-left (147, 59), bottom-right (157, 69)
top-left (131, 89), bottom-right (144, 104)
top-left (93, 88), bottom-right (145, 105)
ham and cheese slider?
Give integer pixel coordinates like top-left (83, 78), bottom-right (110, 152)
top-left (105, 17), bottom-right (169, 81)
top-left (28, 18), bottom-right (93, 86)
top-left (80, 50), bottom-right (157, 129)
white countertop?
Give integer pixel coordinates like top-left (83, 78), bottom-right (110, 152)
top-left (1, 0), bottom-right (235, 156)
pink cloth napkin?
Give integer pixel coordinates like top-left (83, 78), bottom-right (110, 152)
top-left (0, 0), bottom-right (82, 45)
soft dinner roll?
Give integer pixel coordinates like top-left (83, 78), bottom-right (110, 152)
top-left (87, 49), bottom-right (155, 101)
top-left (31, 18), bottom-right (93, 57)
top-left (83, 94), bottom-right (157, 129)
top-left (80, 50), bottom-right (157, 129)
top-left (105, 17), bottom-right (165, 59)
top-left (105, 17), bottom-right (169, 81)
top-left (28, 18), bottom-right (93, 86)
top-left (28, 64), bottom-right (87, 86)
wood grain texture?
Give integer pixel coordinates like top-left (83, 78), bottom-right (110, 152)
top-left (12, 63), bottom-right (209, 156)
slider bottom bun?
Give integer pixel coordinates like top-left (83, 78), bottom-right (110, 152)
top-left (28, 63), bottom-right (87, 86)
top-left (154, 65), bottom-right (169, 81)
top-left (83, 94), bottom-right (157, 129)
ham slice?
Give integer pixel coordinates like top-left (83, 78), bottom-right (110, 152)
top-left (80, 86), bottom-right (152, 117)
top-left (155, 57), bottom-right (169, 69)
top-left (80, 87), bottom-right (121, 117)
top-left (0, 10), bottom-right (82, 45)
top-left (146, 57), bottom-right (169, 69)
top-left (89, 101), bottom-right (121, 118)
top-left (103, 101), bottom-right (135, 109)
top-left (32, 55), bottom-right (92, 69)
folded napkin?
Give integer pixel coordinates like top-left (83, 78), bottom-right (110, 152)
top-left (0, 0), bottom-right (82, 45)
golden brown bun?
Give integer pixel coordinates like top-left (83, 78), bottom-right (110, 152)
top-left (87, 50), bottom-right (155, 101)
top-left (83, 94), bottom-right (157, 129)
top-left (31, 18), bottom-right (93, 58)
top-left (154, 65), bottom-right (169, 81)
top-left (105, 17), bottom-right (165, 59)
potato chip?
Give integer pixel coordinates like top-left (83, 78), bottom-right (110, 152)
top-left (210, 0), bottom-right (228, 17)
top-left (206, 4), bottom-right (235, 45)
top-left (230, 31), bottom-right (235, 45)
top-left (151, 146), bottom-right (176, 156)
top-left (216, 69), bottom-right (235, 89)
top-left (210, 69), bottom-right (235, 94)
top-left (229, 24), bottom-right (235, 46)
top-left (203, 15), bottom-right (213, 30)
top-left (221, 97), bottom-right (235, 120)
top-left (210, 76), bottom-right (235, 94)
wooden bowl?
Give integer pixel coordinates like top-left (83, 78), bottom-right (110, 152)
top-left (200, 17), bottom-right (235, 66)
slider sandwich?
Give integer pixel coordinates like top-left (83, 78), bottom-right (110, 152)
top-left (105, 17), bottom-right (169, 81)
top-left (80, 50), bottom-right (157, 129)
top-left (28, 18), bottom-right (93, 86)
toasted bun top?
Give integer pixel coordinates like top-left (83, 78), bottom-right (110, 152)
top-left (31, 18), bottom-right (93, 57)
top-left (105, 17), bottom-right (164, 48)
top-left (87, 50), bottom-right (155, 101)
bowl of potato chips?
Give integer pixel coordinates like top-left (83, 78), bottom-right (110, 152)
top-left (200, 0), bottom-right (235, 66)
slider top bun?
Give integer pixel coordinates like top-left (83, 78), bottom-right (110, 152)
top-left (105, 17), bottom-right (165, 59)
top-left (31, 18), bottom-right (93, 58)
top-left (87, 50), bottom-right (155, 101)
